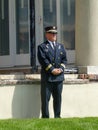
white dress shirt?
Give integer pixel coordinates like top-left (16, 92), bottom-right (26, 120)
top-left (48, 40), bottom-right (55, 49)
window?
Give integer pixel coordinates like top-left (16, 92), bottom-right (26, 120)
top-left (16, 0), bottom-right (29, 54)
top-left (60, 0), bottom-right (75, 49)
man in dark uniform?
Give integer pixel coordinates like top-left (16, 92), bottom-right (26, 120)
top-left (37, 26), bottom-right (67, 118)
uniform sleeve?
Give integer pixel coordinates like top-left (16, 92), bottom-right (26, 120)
top-left (60, 45), bottom-right (67, 71)
top-left (37, 45), bottom-right (54, 73)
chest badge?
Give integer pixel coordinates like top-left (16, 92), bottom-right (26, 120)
top-left (45, 45), bottom-right (49, 52)
top-left (60, 52), bottom-right (63, 55)
top-left (58, 45), bottom-right (61, 49)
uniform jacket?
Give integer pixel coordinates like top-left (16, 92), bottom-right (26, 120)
top-left (37, 40), bottom-right (67, 82)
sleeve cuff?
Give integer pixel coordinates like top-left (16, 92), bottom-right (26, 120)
top-left (45, 64), bottom-right (54, 72)
top-left (60, 63), bottom-right (66, 71)
top-left (61, 63), bottom-right (65, 68)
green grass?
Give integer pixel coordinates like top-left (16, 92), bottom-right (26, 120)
top-left (0, 117), bottom-right (98, 130)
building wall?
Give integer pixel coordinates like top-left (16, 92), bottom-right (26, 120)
top-left (1, 0), bottom-right (98, 74)
top-left (0, 83), bottom-right (98, 119)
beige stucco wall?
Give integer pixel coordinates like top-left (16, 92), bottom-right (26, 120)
top-left (0, 83), bottom-right (98, 119)
top-left (76, 0), bottom-right (98, 66)
top-left (0, 85), bottom-right (41, 119)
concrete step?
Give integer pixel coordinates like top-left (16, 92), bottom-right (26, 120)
top-left (0, 74), bottom-right (78, 80)
top-left (0, 74), bottom-right (89, 85)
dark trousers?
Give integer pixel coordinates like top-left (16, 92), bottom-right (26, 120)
top-left (41, 80), bottom-right (63, 118)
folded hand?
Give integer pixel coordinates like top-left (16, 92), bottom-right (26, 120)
top-left (52, 68), bottom-right (63, 75)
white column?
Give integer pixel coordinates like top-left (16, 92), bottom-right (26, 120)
top-left (76, 0), bottom-right (98, 74)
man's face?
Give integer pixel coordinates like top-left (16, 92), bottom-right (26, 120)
top-left (46, 33), bottom-right (57, 42)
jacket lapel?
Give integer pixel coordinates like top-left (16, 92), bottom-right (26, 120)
top-left (54, 43), bottom-right (59, 60)
top-left (45, 41), bottom-right (55, 56)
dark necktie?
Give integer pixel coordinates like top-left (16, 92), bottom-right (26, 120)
top-left (52, 42), bottom-right (56, 58)
top-left (52, 42), bottom-right (55, 49)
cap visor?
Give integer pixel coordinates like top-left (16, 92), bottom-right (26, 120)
top-left (46, 30), bottom-right (57, 33)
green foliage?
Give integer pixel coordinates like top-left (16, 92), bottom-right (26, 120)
top-left (0, 117), bottom-right (98, 130)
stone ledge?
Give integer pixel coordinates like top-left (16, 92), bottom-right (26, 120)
top-left (64, 79), bottom-right (89, 84)
top-left (78, 74), bottom-right (98, 81)
top-left (0, 79), bottom-right (40, 86)
top-left (0, 79), bottom-right (89, 86)
top-left (0, 74), bottom-right (92, 86)
top-left (0, 74), bottom-right (40, 80)
top-left (0, 74), bottom-right (77, 80)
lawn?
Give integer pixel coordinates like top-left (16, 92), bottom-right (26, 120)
top-left (0, 117), bottom-right (98, 130)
